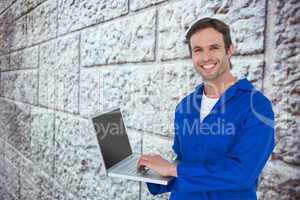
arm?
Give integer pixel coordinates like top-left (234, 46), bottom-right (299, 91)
top-left (175, 99), bottom-right (275, 192)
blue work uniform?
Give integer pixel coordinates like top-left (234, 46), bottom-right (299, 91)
top-left (147, 78), bottom-right (275, 200)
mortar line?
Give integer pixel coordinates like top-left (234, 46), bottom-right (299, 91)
top-left (127, 0), bottom-right (131, 13)
top-left (78, 33), bottom-right (81, 115)
top-left (0, 0), bottom-right (17, 16)
top-left (56, 0), bottom-right (59, 38)
top-left (154, 9), bottom-right (159, 64)
top-left (263, 0), bottom-right (276, 95)
top-left (2, 0), bottom-right (182, 56)
top-left (262, 0), bottom-right (268, 93)
top-left (127, 126), bottom-right (173, 141)
top-left (0, 96), bottom-right (80, 117)
top-left (13, 0), bottom-right (49, 21)
top-left (80, 53), bottom-right (264, 69)
top-left (52, 106), bottom-right (56, 181)
top-left (0, 67), bottom-right (39, 73)
top-left (0, 0), bottom-right (183, 58)
top-left (37, 45), bottom-right (40, 106)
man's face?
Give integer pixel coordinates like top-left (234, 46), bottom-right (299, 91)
top-left (190, 27), bottom-right (233, 81)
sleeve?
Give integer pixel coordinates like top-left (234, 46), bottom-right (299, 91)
top-left (174, 99), bottom-right (275, 192)
top-left (146, 110), bottom-right (182, 195)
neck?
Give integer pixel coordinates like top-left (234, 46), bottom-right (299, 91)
top-left (203, 72), bottom-right (237, 98)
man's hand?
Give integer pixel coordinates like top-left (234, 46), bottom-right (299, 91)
top-left (138, 155), bottom-right (177, 177)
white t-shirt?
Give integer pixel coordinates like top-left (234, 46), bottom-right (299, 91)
top-left (200, 91), bottom-right (219, 122)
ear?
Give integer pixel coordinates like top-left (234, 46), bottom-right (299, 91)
top-left (227, 44), bottom-right (234, 58)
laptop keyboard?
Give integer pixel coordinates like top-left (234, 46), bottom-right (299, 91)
top-left (118, 158), bottom-right (138, 174)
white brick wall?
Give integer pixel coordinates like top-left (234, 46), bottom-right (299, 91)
top-left (0, 0), bottom-right (299, 199)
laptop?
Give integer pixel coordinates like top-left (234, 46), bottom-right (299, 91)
top-left (91, 107), bottom-right (172, 185)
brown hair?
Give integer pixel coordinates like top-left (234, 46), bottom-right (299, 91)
top-left (185, 17), bottom-right (233, 68)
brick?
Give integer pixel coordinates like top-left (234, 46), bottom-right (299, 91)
top-left (20, 175), bottom-right (40, 200)
top-left (54, 112), bottom-right (141, 199)
top-left (231, 55), bottom-right (264, 90)
top-left (5, 102), bottom-right (31, 158)
top-left (0, 70), bottom-right (38, 104)
top-left (0, 98), bottom-right (17, 139)
top-left (130, 0), bottom-right (167, 11)
top-left (30, 107), bottom-right (55, 176)
top-left (0, 0), bottom-right (15, 14)
top-left (79, 68), bottom-right (100, 117)
top-left (156, 62), bottom-right (199, 136)
top-left (158, 0), bottom-right (266, 60)
top-left (0, 6), bottom-right (15, 54)
top-left (0, 183), bottom-right (7, 200)
top-left (57, 0), bottom-right (128, 35)
top-left (143, 133), bottom-right (175, 161)
top-left (98, 62), bottom-right (197, 137)
top-left (54, 113), bottom-right (103, 197)
top-left (0, 54), bottom-right (10, 71)
top-left (81, 11), bottom-right (156, 66)
top-left (0, 191), bottom-right (19, 200)
top-left (10, 46), bottom-right (39, 70)
top-left (38, 172), bottom-right (55, 200)
top-left (12, 0), bottom-right (47, 19)
top-left (98, 66), bottom-right (134, 111)
top-left (258, 160), bottom-right (300, 199)
top-left (20, 160), bottom-right (42, 187)
top-left (259, 1), bottom-right (300, 195)
top-left (4, 159), bottom-right (20, 198)
top-left (52, 183), bottom-right (75, 200)
top-left (9, 15), bottom-right (28, 50)
top-left (27, 0), bottom-right (57, 46)
top-left (273, 120), bottom-right (300, 165)
top-left (124, 128), bottom-right (142, 154)
top-left (99, 176), bottom-right (140, 200)
top-left (81, 176), bottom-right (140, 200)
top-left (0, 138), bottom-right (6, 176)
top-left (225, 0), bottom-right (266, 55)
top-left (39, 34), bottom-right (79, 113)
top-left (263, 0), bottom-right (300, 172)
top-left (5, 142), bottom-right (26, 171)
top-left (1, 72), bottom-right (17, 97)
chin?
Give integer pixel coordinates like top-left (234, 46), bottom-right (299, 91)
top-left (202, 75), bottom-right (219, 81)
top-left (196, 71), bottom-right (218, 80)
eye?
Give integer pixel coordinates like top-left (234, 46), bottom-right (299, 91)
top-left (194, 48), bottom-right (203, 53)
top-left (211, 46), bottom-right (219, 50)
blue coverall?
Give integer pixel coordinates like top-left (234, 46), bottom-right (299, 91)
top-left (147, 78), bottom-right (275, 200)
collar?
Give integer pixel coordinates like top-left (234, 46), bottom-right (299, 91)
top-left (194, 78), bottom-right (255, 113)
top-left (195, 78), bottom-right (254, 94)
top-left (236, 78), bottom-right (255, 91)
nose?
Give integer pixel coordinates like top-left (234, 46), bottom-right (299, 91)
top-left (201, 50), bottom-right (212, 62)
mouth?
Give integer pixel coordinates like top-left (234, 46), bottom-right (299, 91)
top-left (200, 63), bottom-right (217, 70)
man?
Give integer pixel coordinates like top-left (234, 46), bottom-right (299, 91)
top-left (138, 18), bottom-right (275, 200)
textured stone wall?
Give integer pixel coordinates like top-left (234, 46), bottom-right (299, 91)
top-left (0, 0), bottom-right (299, 199)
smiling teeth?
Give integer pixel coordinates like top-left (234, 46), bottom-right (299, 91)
top-left (202, 64), bottom-right (215, 69)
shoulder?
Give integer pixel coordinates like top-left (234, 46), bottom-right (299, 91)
top-left (246, 88), bottom-right (273, 112)
top-left (236, 78), bottom-right (273, 111)
top-left (239, 87), bottom-right (274, 128)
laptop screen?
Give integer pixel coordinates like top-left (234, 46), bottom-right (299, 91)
top-left (93, 108), bottom-right (132, 169)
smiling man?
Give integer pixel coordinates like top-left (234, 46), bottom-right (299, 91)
top-left (138, 18), bottom-right (275, 200)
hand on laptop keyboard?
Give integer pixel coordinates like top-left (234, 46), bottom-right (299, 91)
top-left (138, 165), bottom-right (149, 174)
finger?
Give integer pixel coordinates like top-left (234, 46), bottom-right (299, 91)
top-left (141, 154), bottom-right (160, 161)
top-left (137, 158), bottom-right (147, 167)
top-left (138, 160), bottom-right (150, 167)
top-left (138, 156), bottom-right (150, 164)
top-left (140, 155), bottom-right (153, 160)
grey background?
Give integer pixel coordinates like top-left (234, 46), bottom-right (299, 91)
top-left (0, 0), bottom-right (299, 199)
